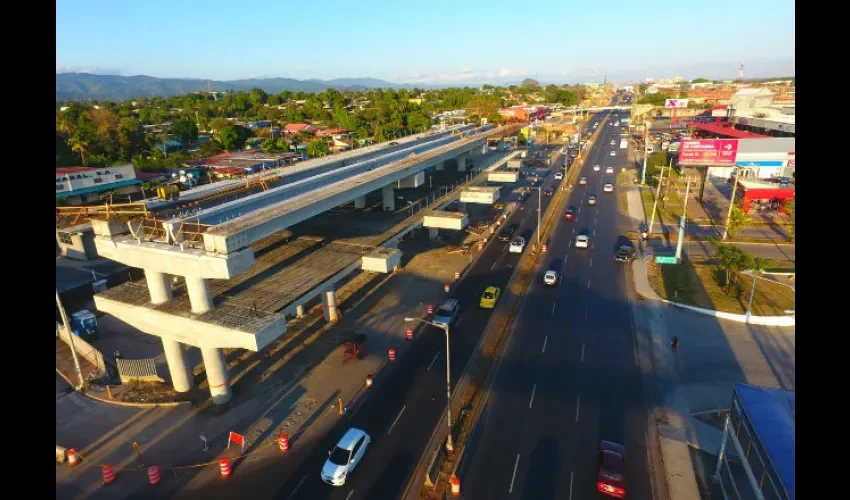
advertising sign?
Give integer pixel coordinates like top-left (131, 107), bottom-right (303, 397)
top-left (679, 139), bottom-right (739, 165)
top-left (665, 99), bottom-right (689, 109)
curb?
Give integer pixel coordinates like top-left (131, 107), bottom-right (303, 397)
top-left (56, 368), bottom-right (192, 408)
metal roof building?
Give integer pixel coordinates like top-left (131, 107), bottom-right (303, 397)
top-left (716, 383), bottom-right (795, 500)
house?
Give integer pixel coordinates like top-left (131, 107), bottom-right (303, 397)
top-left (315, 128), bottom-right (353, 140)
top-left (332, 138), bottom-right (354, 152)
top-left (283, 123), bottom-right (314, 135)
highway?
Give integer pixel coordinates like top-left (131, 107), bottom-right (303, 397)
top-left (257, 146), bottom-right (568, 499)
top-left (457, 104), bottom-right (657, 500)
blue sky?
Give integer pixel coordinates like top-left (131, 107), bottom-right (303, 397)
top-left (57, 0), bottom-right (795, 84)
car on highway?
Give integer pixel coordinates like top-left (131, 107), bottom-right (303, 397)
top-left (596, 441), bottom-right (626, 498)
top-left (543, 187), bottom-right (554, 197)
top-left (614, 244), bottom-right (635, 263)
top-left (508, 237), bottom-right (526, 254)
top-left (579, 176), bottom-right (588, 186)
top-left (576, 232), bottom-right (589, 249)
top-left (432, 299), bottom-right (459, 328)
top-left (603, 183), bottom-right (614, 193)
top-left (593, 164), bottom-right (601, 172)
top-left (564, 207), bottom-right (576, 221)
top-left (554, 171), bottom-right (564, 180)
top-left (609, 150), bottom-right (616, 156)
top-left (610, 140), bottom-right (615, 145)
top-left (499, 223), bottom-right (519, 242)
top-left (543, 270), bottom-right (558, 286)
top-left (587, 195), bottom-right (597, 205)
top-left (479, 286), bottom-right (500, 309)
top-left (605, 166), bottom-right (614, 174)
top-left (321, 428), bottom-right (371, 486)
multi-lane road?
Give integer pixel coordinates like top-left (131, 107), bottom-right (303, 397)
top-left (261, 146), bottom-right (569, 500)
top-left (457, 110), bottom-right (657, 500)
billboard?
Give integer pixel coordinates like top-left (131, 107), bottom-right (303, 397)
top-left (665, 99), bottom-right (689, 108)
top-left (679, 139), bottom-right (739, 165)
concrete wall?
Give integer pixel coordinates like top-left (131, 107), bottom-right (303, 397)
top-left (56, 225), bottom-right (98, 261)
top-left (57, 325), bottom-right (107, 374)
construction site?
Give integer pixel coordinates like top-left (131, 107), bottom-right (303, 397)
top-left (56, 123), bottom-right (525, 406)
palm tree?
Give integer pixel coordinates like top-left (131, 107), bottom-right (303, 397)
top-left (69, 135), bottom-right (90, 165)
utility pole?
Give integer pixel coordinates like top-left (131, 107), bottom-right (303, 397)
top-left (647, 166), bottom-right (665, 237)
top-left (537, 186), bottom-right (542, 245)
top-left (641, 121), bottom-right (650, 184)
top-left (675, 177), bottom-right (691, 261)
top-left (56, 289), bottom-right (84, 389)
top-left (663, 157), bottom-right (674, 200)
top-left (722, 167), bottom-right (740, 240)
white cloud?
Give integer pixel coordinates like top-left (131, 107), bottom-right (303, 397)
top-left (56, 65), bottom-right (124, 75)
top-left (498, 68), bottom-right (514, 78)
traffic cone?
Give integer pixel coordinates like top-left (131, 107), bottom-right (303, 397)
top-left (148, 466), bottom-right (161, 486)
top-left (102, 464), bottom-right (116, 485)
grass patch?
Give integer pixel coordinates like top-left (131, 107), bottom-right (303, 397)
top-left (647, 260), bottom-right (795, 316)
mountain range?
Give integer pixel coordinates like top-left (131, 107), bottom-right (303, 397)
top-left (56, 73), bottom-right (452, 102)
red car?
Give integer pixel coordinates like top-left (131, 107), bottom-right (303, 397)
top-left (564, 207), bottom-right (576, 221)
top-left (597, 441), bottom-right (626, 498)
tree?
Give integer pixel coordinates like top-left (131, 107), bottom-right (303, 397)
top-left (710, 239), bottom-right (752, 293)
top-left (306, 140), bottom-right (330, 158)
top-left (785, 199), bottom-right (795, 242)
top-left (219, 125), bottom-right (251, 151)
top-left (209, 117), bottom-right (231, 134)
top-left (198, 139), bottom-right (225, 158)
top-left (466, 95), bottom-right (500, 119)
top-left (249, 87), bottom-right (268, 106)
top-left (726, 201), bottom-right (752, 239)
top-left (691, 78), bottom-right (711, 84)
top-left (521, 78), bottom-right (540, 91)
top-left (517, 134), bottom-right (528, 146)
top-left (69, 135), bottom-right (90, 165)
top-left (261, 138), bottom-right (290, 153)
top-left (171, 117), bottom-right (199, 143)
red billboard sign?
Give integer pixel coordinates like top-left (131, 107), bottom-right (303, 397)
top-left (679, 139), bottom-right (739, 165)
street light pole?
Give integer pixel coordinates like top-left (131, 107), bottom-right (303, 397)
top-left (641, 120), bottom-right (650, 185)
top-left (537, 186), bottom-right (542, 245)
top-left (722, 167), bottom-right (740, 240)
top-left (56, 289), bottom-right (84, 389)
top-left (406, 318), bottom-right (454, 451)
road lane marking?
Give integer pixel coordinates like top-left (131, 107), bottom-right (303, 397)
top-left (587, 279), bottom-right (591, 290)
top-left (551, 302), bottom-right (556, 315)
top-left (529, 384), bottom-right (537, 408)
top-left (542, 336), bottom-right (548, 353)
top-left (589, 257), bottom-right (593, 268)
top-left (509, 454), bottom-right (520, 493)
top-left (427, 351), bottom-right (440, 371)
top-left (388, 405), bottom-right (406, 434)
top-left (569, 471), bottom-right (574, 500)
top-left (345, 490), bottom-right (354, 500)
top-left (490, 260), bottom-right (499, 271)
top-left (575, 395), bottom-right (581, 422)
top-left (581, 343), bottom-right (585, 362)
top-left (286, 476), bottom-right (307, 500)
top-left (569, 241), bottom-right (572, 249)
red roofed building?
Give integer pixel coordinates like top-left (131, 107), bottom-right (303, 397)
top-left (283, 123), bottom-right (313, 135)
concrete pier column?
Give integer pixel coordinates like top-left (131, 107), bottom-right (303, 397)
top-left (436, 161), bottom-right (445, 171)
top-left (382, 185), bottom-right (395, 211)
top-left (145, 270), bottom-right (173, 305)
top-left (481, 143), bottom-right (487, 154)
top-left (296, 304), bottom-right (306, 318)
top-left (162, 338), bottom-right (193, 392)
top-left (322, 289), bottom-right (340, 323)
top-left (457, 153), bottom-right (469, 172)
top-left (200, 347), bottom-right (231, 405)
top-left (354, 196), bottom-right (367, 209)
top-left (186, 276), bottom-right (214, 314)
top-left (429, 227), bottom-right (439, 240)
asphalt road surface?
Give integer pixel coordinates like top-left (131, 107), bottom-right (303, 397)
top-left (457, 109), bottom-right (657, 500)
top-left (262, 147), bottom-right (567, 500)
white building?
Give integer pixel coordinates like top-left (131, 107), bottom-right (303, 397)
top-left (56, 164), bottom-right (142, 205)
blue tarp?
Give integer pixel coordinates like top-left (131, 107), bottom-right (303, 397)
top-left (734, 383), bottom-right (795, 499)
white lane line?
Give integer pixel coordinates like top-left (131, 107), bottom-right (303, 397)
top-left (388, 405), bottom-right (406, 434)
top-left (286, 476), bottom-right (307, 500)
top-left (581, 343), bottom-right (585, 362)
top-left (587, 279), bottom-right (591, 290)
top-left (490, 260), bottom-right (499, 271)
top-left (542, 336), bottom-right (548, 353)
top-left (345, 490), bottom-right (355, 500)
top-left (551, 302), bottom-right (556, 315)
top-left (427, 351), bottom-right (440, 371)
top-left (509, 454), bottom-right (520, 493)
top-left (529, 383), bottom-right (537, 409)
top-left (575, 394), bottom-right (581, 422)
top-left (569, 471), bottom-right (574, 500)
top-left (589, 257), bottom-right (593, 268)
top-left (569, 241), bottom-right (572, 249)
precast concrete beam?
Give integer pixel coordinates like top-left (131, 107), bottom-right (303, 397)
top-left (94, 236), bottom-right (255, 280)
top-left (382, 185), bottom-right (395, 211)
top-left (429, 227), bottom-right (439, 240)
top-left (396, 171), bottom-right (425, 189)
top-left (354, 196), bottom-right (366, 209)
top-left (457, 152), bottom-right (469, 172)
top-left (162, 338), bottom-right (193, 392)
top-left (201, 347), bottom-right (231, 405)
top-left (144, 270), bottom-right (173, 304)
top-left (322, 289), bottom-right (339, 323)
top-left (186, 276), bottom-right (214, 314)
top-left (436, 161), bottom-right (445, 171)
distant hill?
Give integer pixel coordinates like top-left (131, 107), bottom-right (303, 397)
top-left (55, 73), bottom-right (440, 102)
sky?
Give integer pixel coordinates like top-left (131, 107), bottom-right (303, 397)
top-left (56, 0), bottom-right (795, 84)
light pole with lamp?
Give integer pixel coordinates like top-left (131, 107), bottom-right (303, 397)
top-left (405, 317), bottom-right (454, 451)
top-left (641, 120), bottom-right (650, 184)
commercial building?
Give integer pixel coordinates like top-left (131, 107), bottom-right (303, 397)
top-left (715, 383), bottom-right (794, 500)
top-left (56, 164), bottom-right (141, 206)
top-left (706, 138), bottom-right (795, 182)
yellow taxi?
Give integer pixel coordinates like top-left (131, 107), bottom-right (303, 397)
top-left (479, 286), bottom-right (501, 309)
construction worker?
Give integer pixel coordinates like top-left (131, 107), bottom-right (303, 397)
top-left (671, 336), bottom-right (679, 350)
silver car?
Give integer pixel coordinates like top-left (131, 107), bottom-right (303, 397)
top-left (321, 428), bottom-right (371, 486)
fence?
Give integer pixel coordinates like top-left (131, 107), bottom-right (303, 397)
top-left (116, 358), bottom-right (164, 383)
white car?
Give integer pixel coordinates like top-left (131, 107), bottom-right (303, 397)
top-left (509, 237), bottom-right (526, 254)
top-left (603, 183), bottom-right (614, 192)
top-left (593, 164), bottom-right (601, 172)
top-left (543, 270), bottom-right (558, 286)
top-left (609, 151), bottom-right (616, 156)
top-left (554, 172), bottom-right (564, 180)
top-left (321, 428), bottom-right (371, 486)
top-left (605, 166), bottom-right (614, 174)
top-left (576, 234), bottom-right (589, 249)
top-left (587, 195), bottom-right (598, 205)
top-left (610, 140), bottom-right (616, 145)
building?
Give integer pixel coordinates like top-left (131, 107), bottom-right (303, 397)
top-left (56, 164), bottom-right (142, 206)
top-left (706, 138), bottom-right (795, 182)
top-left (715, 383), bottom-right (794, 500)
top-left (283, 123), bottom-right (314, 135)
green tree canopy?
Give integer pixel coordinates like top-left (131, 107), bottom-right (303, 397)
top-left (306, 140), bottom-right (330, 158)
top-left (219, 125), bottom-right (251, 151)
top-left (171, 117), bottom-right (199, 143)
